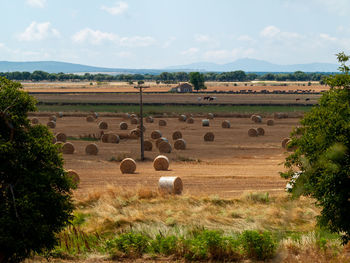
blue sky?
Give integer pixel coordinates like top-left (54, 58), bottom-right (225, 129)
top-left (0, 0), bottom-right (349, 68)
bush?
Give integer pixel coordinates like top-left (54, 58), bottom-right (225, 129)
top-left (241, 230), bottom-right (277, 260)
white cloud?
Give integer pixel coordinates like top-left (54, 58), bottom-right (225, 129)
top-left (17, 22), bottom-right (60, 41)
top-left (260, 26), bottom-right (280, 38)
top-left (101, 1), bottom-right (128, 15)
top-left (26, 0), bottom-right (46, 8)
top-left (180, 48), bottom-right (199, 56)
top-left (195, 34), bottom-right (211, 43)
top-left (194, 34), bottom-right (220, 47)
top-left (162, 36), bottom-right (176, 48)
top-left (320, 33), bottom-right (337, 42)
top-left (0, 43), bottom-right (4, 48)
top-left (72, 28), bottom-right (155, 47)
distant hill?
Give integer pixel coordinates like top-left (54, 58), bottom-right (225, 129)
top-left (167, 58), bottom-right (339, 72)
top-left (0, 58), bottom-right (339, 74)
top-left (0, 61), bottom-right (163, 74)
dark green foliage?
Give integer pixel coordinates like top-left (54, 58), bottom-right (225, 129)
top-left (0, 77), bottom-right (74, 262)
top-left (189, 72), bottom-right (206, 92)
top-left (106, 232), bottom-right (150, 257)
top-left (240, 230), bottom-right (276, 260)
top-left (281, 52), bottom-right (350, 243)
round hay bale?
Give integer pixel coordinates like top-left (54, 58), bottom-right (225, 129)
top-left (158, 176), bottom-right (183, 195)
top-left (174, 139), bottom-right (186, 150)
top-left (108, 134), bottom-right (120, 144)
top-left (101, 133), bottom-right (109, 143)
top-left (58, 112), bottom-right (63, 118)
top-left (66, 170), bottom-right (80, 186)
top-left (151, 130), bottom-right (162, 140)
top-left (248, 128), bottom-right (258, 137)
top-left (85, 143), bottom-right (99, 155)
top-left (86, 115), bottom-right (94, 122)
top-left (146, 116), bottom-right (154, 123)
top-left (172, 131), bottom-right (182, 140)
top-left (207, 113), bottom-right (214, 119)
top-left (54, 142), bottom-right (63, 152)
top-left (204, 132), bottom-right (214, 142)
top-left (158, 141), bottom-right (172, 153)
top-left (202, 119), bottom-right (210, 127)
top-left (62, 142), bottom-right (75, 154)
top-left (98, 121), bottom-right (108, 130)
top-left (123, 113), bottom-right (131, 120)
top-left (144, 140), bottom-right (153, 151)
top-left (49, 115), bottom-right (57, 122)
top-left (47, 121), bottom-right (56, 129)
top-left (55, 132), bottom-right (67, 142)
top-left (130, 128), bottom-right (141, 139)
top-left (52, 136), bottom-right (57, 144)
top-left (178, 114), bottom-right (187, 122)
top-left (153, 155), bottom-right (169, 171)
top-left (130, 113), bottom-right (137, 119)
top-left (156, 137), bottom-right (169, 148)
top-left (120, 158), bottom-right (136, 174)
top-left (257, 127), bottom-right (265, 136)
top-left (252, 115), bottom-right (262, 123)
top-left (221, 120), bottom-right (231, 128)
top-left (31, 117), bottom-right (39, 124)
top-left (159, 119), bottom-right (167, 126)
top-left (137, 125), bottom-right (146, 132)
top-left (118, 133), bottom-right (129, 140)
top-left (267, 119), bottom-right (274, 126)
top-left (282, 138), bottom-right (290, 149)
top-left (119, 122), bottom-right (128, 130)
top-left (130, 118), bottom-right (139, 125)
top-left (186, 117), bottom-right (194, 124)
top-left (94, 112), bottom-right (99, 119)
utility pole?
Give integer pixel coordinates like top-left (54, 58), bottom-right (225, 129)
top-left (134, 84), bottom-right (149, 161)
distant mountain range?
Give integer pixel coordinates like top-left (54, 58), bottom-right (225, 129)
top-left (0, 58), bottom-right (339, 74)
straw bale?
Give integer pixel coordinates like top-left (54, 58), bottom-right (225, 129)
top-left (47, 121), bottom-right (56, 128)
top-left (31, 117), bottom-right (39, 124)
top-left (207, 113), bottom-right (214, 119)
top-left (267, 119), bottom-right (274, 126)
top-left (178, 115), bottom-right (187, 122)
top-left (151, 130), bottom-right (162, 140)
top-left (204, 132), bottom-right (214, 141)
top-left (146, 116), bottom-right (154, 123)
top-left (137, 125), bottom-right (146, 132)
top-left (172, 131), bottom-right (182, 140)
top-left (174, 139), bottom-right (186, 150)
top-left (118, 133), bottom-right (130, 140)
top-left (159, 119), bottom-right (167, 126)
top-left (248, 128), bottom-right (258, 137)
top-left (86, 115), bottom-right (94, 122)
top-left (66, 169), bottom-right (80, 186)
top-left (120, 122), bottom-right (128, 130)
top-left (130, 118), bottom-right (139, 125)
top-left (123, 113), bottom-right (131, 120)
top-left (108, 134), bottom-right (120, 144)
top-left (281, 138), bottom-right (290, 149)
top-left (101, 133), bottom-right (109, 143)
top-left (158, 176), bottom-right (183, 195)
top-left (120, 158), bottom-right (136, 174)
top-left (257, 127), bottom-right (265, 136)
top-left (158, 141), bottom-right (172, 153)
top-left (144, 140), bottom-right (153, 151)
top-left (98, 121), bottom-right (108, 130)
top-left (85, 143), bottom-right (99, 155)
top-left (129, 128), bottom-right (141, 139)
top-left (221, 120), bottom-right (231, 128)
top-left (202, 119), bottom-right (210, 127)
top-left (55, 132), bottom-right (67, 142)
top-left (49, 115), bottom-right (57, 122)
top-left (186, 117), bottom-right (194, 124)
top-left (156, 137), bottom-right (168, 148)
top-left (62, 142), bottom-right (75, 154)
top-left (153, 155), bottom-right (169, 171)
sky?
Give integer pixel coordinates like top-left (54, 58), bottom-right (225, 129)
top-left (0, 0), bottom-right (349, 68)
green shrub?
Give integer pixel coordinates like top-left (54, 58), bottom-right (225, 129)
top-left (150, 235), bottom-right (179, 256)
top-left (241, 230), bottom-right (276, 260)
top-left (106, 232), bottom-right (150, 257)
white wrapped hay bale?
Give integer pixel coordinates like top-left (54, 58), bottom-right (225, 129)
top-left (58, 112), bottom-right (63, 118)
top-left (158, 176), bottom-right (183, 195)
top-left (94, 112), bottom-right (99, 119)
top-left (202, 119), bottom-right (210, 127)
top-left (120, 158), bottom-right (136, 174)
top-left (153, 155), bottom-right (169, 171)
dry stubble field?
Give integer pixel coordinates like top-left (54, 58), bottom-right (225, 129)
top-left (36, 115), bottom-right (299, 197)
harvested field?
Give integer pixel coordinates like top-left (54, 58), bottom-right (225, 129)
top-left (35, 115), bottom-right (301, 197)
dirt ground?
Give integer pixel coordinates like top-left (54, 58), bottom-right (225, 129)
top-left (33, 115), bottom-right (300, 198)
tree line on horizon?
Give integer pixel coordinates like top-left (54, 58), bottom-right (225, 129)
top-left (0, 70), bottom-right (330, 83)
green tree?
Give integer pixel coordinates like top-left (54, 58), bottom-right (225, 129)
top-left (189, 72), bottom-right (206, 92)
top-left (0, 77), bottom-right (75, 262)
top-left (281, 52), bottom-right (350, 243)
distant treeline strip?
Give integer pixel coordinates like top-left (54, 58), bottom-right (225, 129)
top-left (0, 70), bottom-right (332, 83)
